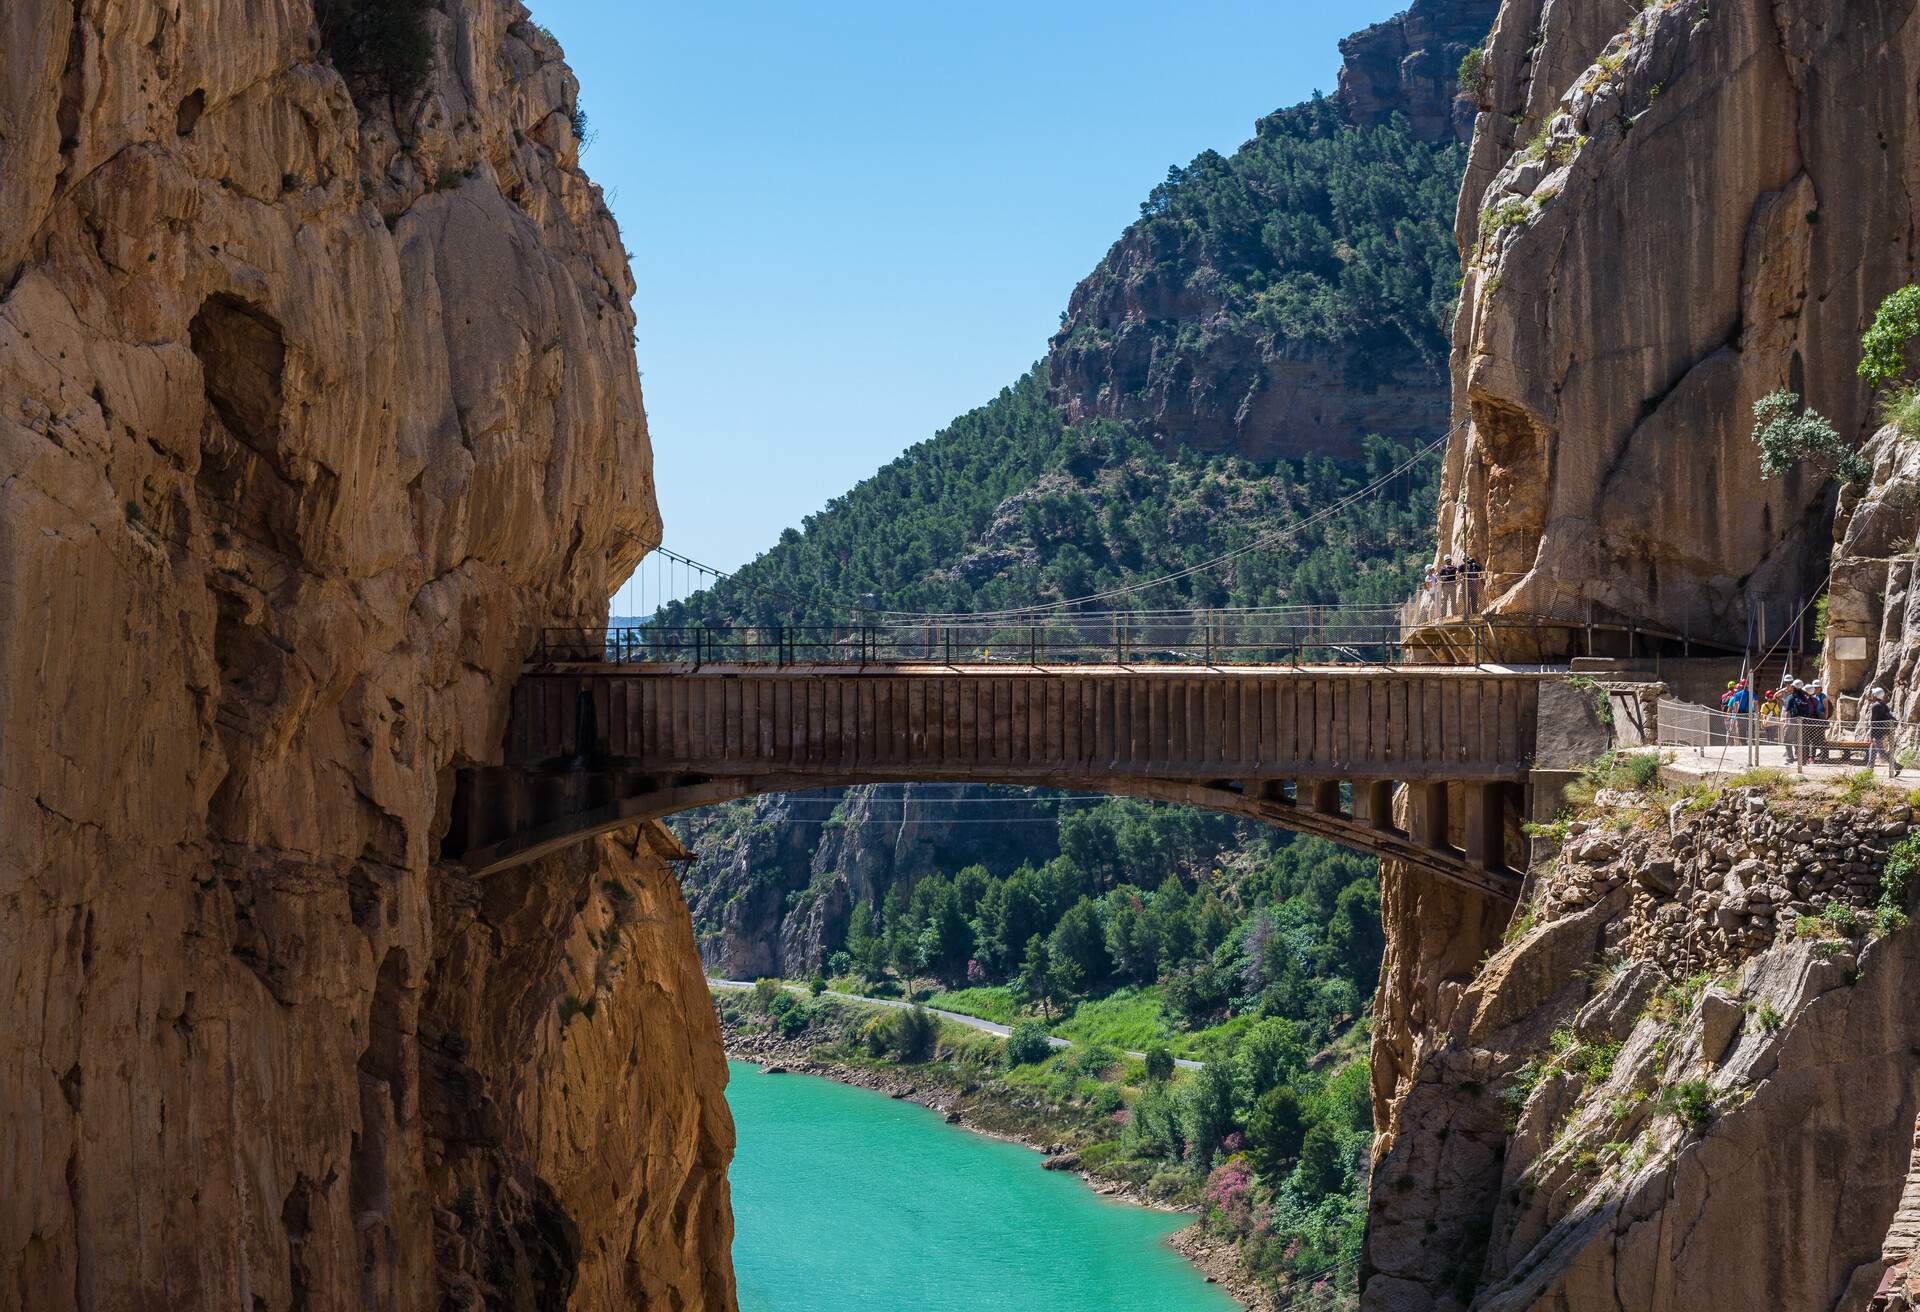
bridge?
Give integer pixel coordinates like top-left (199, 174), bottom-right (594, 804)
top-left (444, 620), bottom-right (1577, 900)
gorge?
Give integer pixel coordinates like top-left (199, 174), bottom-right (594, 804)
top-left (10, 1), bottom-right (1920, 1311)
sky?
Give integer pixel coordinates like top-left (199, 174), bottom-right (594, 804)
top-left (527, 1), bottom-right (1411, 586)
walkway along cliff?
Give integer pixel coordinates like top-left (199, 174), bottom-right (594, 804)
top-left (0, 2), bottom-right (733, 1307)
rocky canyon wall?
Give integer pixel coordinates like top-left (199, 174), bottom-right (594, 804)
top-left (1438, 0), bottom-right (1920, 646)
top-left (0, 1), bottom-right (733, 1308)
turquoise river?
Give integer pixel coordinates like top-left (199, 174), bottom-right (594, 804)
top-left (725, 1060), bottom-right (1239, 1311)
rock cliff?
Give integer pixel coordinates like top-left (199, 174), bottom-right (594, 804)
top-left (0, 2), bottom-right (733, 1308)
top-left (1436, 0), bottom-right (1920, 646)
top-left (1364, 782), bottom-right (1920, 1311)
top-left (1044, 0), bottom-right (1493, 464)
top-left (1336, 0), bottom-right (1502, 145)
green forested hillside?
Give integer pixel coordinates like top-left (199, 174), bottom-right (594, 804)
top-left (661, 369), bottom-right (1437, 627)
top-left (1074, 98), bottom-right (1468, 370)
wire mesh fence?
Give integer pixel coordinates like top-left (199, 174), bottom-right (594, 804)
top-left (1654, 697), bottom-right (1916, 769)
top-left (537, 608), bottom-right (1432, 666)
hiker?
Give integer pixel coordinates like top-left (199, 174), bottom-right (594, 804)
top-left (1461, 555), bottom-right (1484, 612)
top-left (1807, 679), bottom-right (1832, 761)
top-left (1759, 688), bottom-right (1783, 746)
top-left (1868, 687), bottom-right (1903, 776)
top-left (1723, 678), bottom-right (1754, 745)
top-left (1782, 679), bottom-right (1811, 768)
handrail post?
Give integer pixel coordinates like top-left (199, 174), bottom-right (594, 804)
top-left (1030, 624), bottom-right (1037, 667)
top-left (776, 624), bottom-right (786, 668)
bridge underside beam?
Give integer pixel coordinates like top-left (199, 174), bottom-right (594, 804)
top-left (446, 766), bottom-right (1523, 903)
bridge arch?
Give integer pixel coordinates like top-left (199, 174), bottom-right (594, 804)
top-left (447, 665), bottom-right (1548, 900)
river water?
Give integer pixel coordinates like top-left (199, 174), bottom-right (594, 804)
top-left (725, 1060), bottom-right (1238, 1312)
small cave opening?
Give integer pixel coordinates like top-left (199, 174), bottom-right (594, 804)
top-left (189, 293), bottom-right (285, 453)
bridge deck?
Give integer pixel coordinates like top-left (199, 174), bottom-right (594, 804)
top-left (505, 662), bottom-right (1548, 783)
top-left (443, 662), bottom-right (1559, 902)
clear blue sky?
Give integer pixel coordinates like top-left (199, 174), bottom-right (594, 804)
top-left (528, 1), bottom-right (1409, 580)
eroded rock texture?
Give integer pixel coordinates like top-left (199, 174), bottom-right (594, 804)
top-left (1439, 0), bottom-right (1920, 644)
top-left (1364, 788), bottom-right (1920, 1311)
top-left (0, 1), bottom-right (733, 1307)
top-left (1827, 423), bottom-right (1920, 710)
top-left (1336, 0), bottom-right (1502, 145)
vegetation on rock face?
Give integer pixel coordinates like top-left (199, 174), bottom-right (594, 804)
top-left (664, 371), bottom-right (1437, 628)
top-left (1063, 99), bottom-right (1469, 379)
top-left (316, 0), bottom-right (435, 101)
top-left (1859, 286), bottom-right (1920, 391)
top-left (1749, 390), bottom-right (1870, 487)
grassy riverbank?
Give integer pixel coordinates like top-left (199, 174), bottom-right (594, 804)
top-left (715, 983), bottom-right (1366, 1311)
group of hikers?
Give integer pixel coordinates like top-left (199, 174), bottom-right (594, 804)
top-left (1421, 554), bottom-right (1487, 615)
top-left (1720, 677), bottom-right (1904, 775)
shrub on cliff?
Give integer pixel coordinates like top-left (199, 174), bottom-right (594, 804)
top-left (1004, 1020), bottom-right (1052, 1066)
top-left (1750, 391), bottom-right (1869, 487)
top-left (316, 0), bottom-right (434, 101)
top-left (1860, 286), bottom-right (1920, 390)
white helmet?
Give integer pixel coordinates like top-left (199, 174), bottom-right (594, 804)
top-left (1872, 687), bottom-right (1888, 701)
top-left (1792, 678), bottom-right (1805, 689)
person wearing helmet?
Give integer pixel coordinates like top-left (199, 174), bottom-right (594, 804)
top-left (1868, 687), bottom-right (1902, 776)
top-left (1807, 680), bottom-right (1832, 760)
top-left (1724, 678), bottom-right (1754, 744)
top-left (1782, 679), bottom-right (1810, 767)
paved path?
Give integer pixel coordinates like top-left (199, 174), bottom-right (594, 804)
top-left (710, 979), bottom-right (1202, 1069)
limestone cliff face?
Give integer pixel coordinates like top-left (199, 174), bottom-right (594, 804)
top-left (1827, 423), bottom-right (1920, 712)
top-left (1336, 0), bottom-right (1502, 145)
top-left (1438, 0), bottom-right (1920, 646)
top-left (676, 785), bottom-right (1046, 978)
top-left (1364, 788), bottom-right (1920, 1311)
top-left (0, 2), bottom-right (733, 1308)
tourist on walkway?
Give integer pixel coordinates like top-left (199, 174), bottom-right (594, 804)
top-left (1782, 679), bottom-right (1810, 768)
top-left (1723, 679), bottom-right (1753, 745)
top-left (1807, 680), bottom-right (1832, 760)
top-left (1868, 687), bottom-right (1902, 776)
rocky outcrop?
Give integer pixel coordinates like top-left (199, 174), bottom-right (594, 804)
top-left (0, 2), bottom-right (731, 1308)
top-left (1437, 0), bottom-right (1920, 646)
top-left (1043, 0), bottom-right (1494, 466)
top-left (1827, 422), bottom-right (1920, 712)
top-left (1336, 0), bottom-right (1502, 145)
top-left (1364, 784), bottom-right (1920, 1310)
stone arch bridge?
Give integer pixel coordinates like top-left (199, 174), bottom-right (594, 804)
top-left (447, 663), bottom-right (1575, 900)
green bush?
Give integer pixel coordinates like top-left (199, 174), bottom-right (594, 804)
top-left (1880, 384), bottom-right (1920, 439)
top-left (316, 0), bottom-right (434, 100)
top-left (1750, 390), bottom-right (1869, 486)
top-left (1004, 1019), bottom-right (1053, 1066)
top-left (1860, 286), bottom-right (1920, 389)
top-left (1661, 1079), bottom-right (1716, 1133)
top-left (751, 978), bottom-right (782, 1013)
top-left (808, 973), bottom-right (828, 997)
top-left (773, 1003), bottom-right (810, 1038)
top-left (1143, 1043), bottom-right (1176, 1083)
top-left (885, 1006), bottom-right (941, 1062)
top-left (1457, 45), bottom-right (1485, 97)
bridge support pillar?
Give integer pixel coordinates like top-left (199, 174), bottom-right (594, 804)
top-left (1353, 780), bottom-right (1395, 832)
top-left (1407, 782), bottom-right (1449, 852)
top-left (1302, 779), bottom-right (1342, 818)
top-left (1463, 781), bottom-right (1506, 873)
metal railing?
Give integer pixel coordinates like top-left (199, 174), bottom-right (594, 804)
top-left (1654, 697), bottom-right (1916, 768)
top-left (1401, 570), bottom-right (1520, 627)
top-left (536, 607), bottom-right (1475, 667)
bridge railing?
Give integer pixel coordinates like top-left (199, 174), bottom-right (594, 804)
top-left (535, 608), bottom-right (1473, 667)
